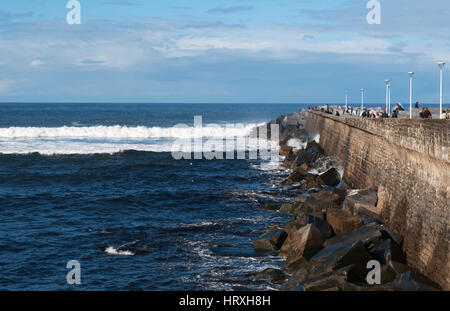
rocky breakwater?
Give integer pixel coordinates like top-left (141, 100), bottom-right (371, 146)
top-left (251, 111), bottom-right (443, 291)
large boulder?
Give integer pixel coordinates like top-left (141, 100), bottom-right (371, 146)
top-left (380, 227), bottom-right (404, 248)
top-left (281, 167), bottom-right (309, 186)
top-left (284, 224), bottom-right (324, 272)
top-left (279, 203), bottom-right (295, 213)
top-left (326, 208), bottom-right (364, 235)
top-left (310, 190), bottom-right (343, 205)
top-left (293, 140), bottom-right (325, 168)
top-left (343, 187), bottom-right (379, 218)
top-left (307, 213), bottom-right (334, 239)
top-left (323, 222), bottom-right (382, 248)
top-left (370, 239), bottom-right (406, 265)
top-left (295, 265), bottom-right (358, 291)
top-left (308, 241), bottom-right (372, 280)
top-left (283, 218), bottom-right (307, 233)
top-left (303, 174), bottom-right (325, 189)
top-left (279, 145), bottom-right (293, 156)
top-left (253, 229), bottom-right (287, 253)
top-left (319, 168), bottom-right (341, 187)
top-left (280, 267), bottom-right (310, 291)
top-left (392, 270), bottom-right (442, 291)
top-left (253, 268), bottom-right (286, 283)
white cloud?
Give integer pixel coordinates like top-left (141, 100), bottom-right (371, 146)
top-left (31, 59), bottom-right (45, 66)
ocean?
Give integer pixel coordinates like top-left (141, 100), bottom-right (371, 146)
top-left (0, 103), bottom-right (308, 290)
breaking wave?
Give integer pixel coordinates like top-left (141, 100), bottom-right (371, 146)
top-left (0, 124), bottom-right (261, 140)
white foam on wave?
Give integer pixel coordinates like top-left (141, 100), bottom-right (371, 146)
top-left (287, 138), bottom-right (307, 150)
top-left (0, 137), bottom-right (278, 155)
top-left (0, 123), bottom-right (279, 155)
top-left (104, 246), bottom-right (135, 256)
top-left (0, 124), bottom-right (260, 139)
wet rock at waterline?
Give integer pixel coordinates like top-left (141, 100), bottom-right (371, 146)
top-left (280, 267), bottom-right (309, 291)
top-left (306, 214), bottom-right (334, 239)
top-left (253, 268), bottom-right (286, 283)
top-left (284, 224), bottom-right (324, 272)
top-left (253, 229), bottom-right (287, 253)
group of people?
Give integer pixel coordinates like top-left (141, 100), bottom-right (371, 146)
top-left (311, 102), bottom-right (450, 119)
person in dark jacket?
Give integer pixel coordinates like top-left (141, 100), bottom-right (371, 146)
top-left (419, 107), bottom-right (432, 119)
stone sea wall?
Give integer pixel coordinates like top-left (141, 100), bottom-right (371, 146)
top-left (304, 111), bottom-right (449, 290)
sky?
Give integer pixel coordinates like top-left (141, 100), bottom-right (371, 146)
top-left (0, 0), bottom-right (449, 104)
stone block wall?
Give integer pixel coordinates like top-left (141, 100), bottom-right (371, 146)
top-left (305, 111), bottom-right (449, 290)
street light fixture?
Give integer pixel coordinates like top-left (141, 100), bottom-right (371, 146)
top-left (387, 84), bottom-right (392, 116)
top-left (345, 90), bottom-right (348, 111)
top-left (361, 89), bottom-right (364, 110)
top-left (438, 62), bottom-right (445, 119)
top-left (408, 72), bottom-right (414, 119)
top-left (385, 80), bottom-right (390, 113)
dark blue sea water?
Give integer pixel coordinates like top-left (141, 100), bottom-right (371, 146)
top-left (0, 103), bottom-right (308, 290)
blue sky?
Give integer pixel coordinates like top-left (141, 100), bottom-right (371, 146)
top-left (0, 0), bottom-right (449, 104)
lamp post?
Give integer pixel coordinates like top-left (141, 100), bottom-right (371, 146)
top-left (408, 72), bottom-right (414, 119)
top-left (345, 90), bottom-right (348, 112)
top-left (438, 62), bottom-right (445, 119)
top-left (385, 80), bottom-right (390, 113)
top-left (387, 84), bottom-right (392, 116)
top-left (361, 89), bottom-right (364, 110)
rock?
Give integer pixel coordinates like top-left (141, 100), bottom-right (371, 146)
top-left (294, 194), bottom-right (310, 204)
top-left (343, 187), bottom-right (378, 216)
top-left (260, 225), bottom-right (281, 237)
top-left (332, 181), bottom-right (348, 200)
top-left (304, 198), bottom-right (339, 214)
top-left (253, 230), bottom-right (287, 253)
top-left (392, 270), bottom-right (442, 291)
top-left (305, 140), bottom-right (324, 156)
top-left (319, 168), bottom-right (341, 187)
top-left (283, 218), bottom-right (307, 233)
top-left (283, 149), bottom-right (297, 168)
top-left (356, 205), bottom-right (383, 224)
top-left (280, 267), bottom-right (309, 291)
top-left (323, 222), bottom-right (382, 248)
top-left (279, 203), bottom-right (295, 213)
top-left (281, 167), bottom-right (309, 186)
top-left (370, 239), bottom-right (406, 265)
top-left (293, 140), bottom-right (325, 168)
top-left (279, 145), bottom-right (293, 156)
top-left (254, 268), bottom-right (286, 283)
top-left (308, 241), bottom-right (372, 281)
top-left (263, 203), bottom-right (280, 211)
top-left (307, 213), bottom-right (334, 239)
top-left (310, 190), bottom-right (343, 205)
top-left (380, 227), bottom-right (404, 248)
top-left (303, 174), bottom-right (325, 189)
top-left (280, 226), bottom-right (301, 258)
top-left (387, 260), bottom-right (410, 276)
top-left (284, 224), bottom-right (324, 272)
top-left (295, 265), bottom-right (357, 291)
top-left (326, 208), bottom-right (364, 235)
